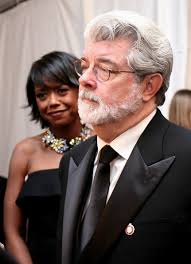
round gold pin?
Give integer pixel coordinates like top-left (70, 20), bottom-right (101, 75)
top-left (125, 223), bottom-right (135, 235)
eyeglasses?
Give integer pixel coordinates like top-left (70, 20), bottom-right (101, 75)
top-left (74, 59), bottom-right (136, 82)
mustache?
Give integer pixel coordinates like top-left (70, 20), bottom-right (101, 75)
top-left (79, 90), bottom-right (102, 103)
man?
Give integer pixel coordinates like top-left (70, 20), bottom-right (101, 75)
top-left (57, 10), bottom-right (191, 264)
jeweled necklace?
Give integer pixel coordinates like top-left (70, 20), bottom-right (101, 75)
top-left (42, 126), bottom-right (90, 154)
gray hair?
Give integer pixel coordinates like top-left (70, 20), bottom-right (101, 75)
top-left (84, 10), bottom-right (173, 105)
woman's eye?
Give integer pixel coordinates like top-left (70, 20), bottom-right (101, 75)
top-left (58, 87), bottom-right (68, 95)
top-left (36, 93), bottom-right (47, 100)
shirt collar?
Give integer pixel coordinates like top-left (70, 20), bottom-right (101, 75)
top-left (96, 109), bottom-right (156, 160)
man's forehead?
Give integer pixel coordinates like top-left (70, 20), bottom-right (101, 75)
top-left (82, 39), bottom-right (131, 63)
top-left (84, 38), bottom-right (131, 50)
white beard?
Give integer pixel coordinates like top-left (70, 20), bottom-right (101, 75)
top-left (78, 84), bottom-right (143, 125)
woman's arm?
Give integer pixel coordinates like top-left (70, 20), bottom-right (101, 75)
top-left (3, 141), bottom-right (33, 264)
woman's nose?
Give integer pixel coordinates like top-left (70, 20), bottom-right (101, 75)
top-left (48, 93), bottom-right (60, 105)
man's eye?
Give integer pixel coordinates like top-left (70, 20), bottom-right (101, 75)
top-left (81, 64), bottom-right (89, 73)
top-left (98, 66), bottom-right (108, 72)
top-left (96, 65), bottom-right (109, 74)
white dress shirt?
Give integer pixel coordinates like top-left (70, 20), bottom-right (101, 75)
top-left (94, 110), bottom-right (156, 202)
top-left (83, 110), bottom-right (156, 215)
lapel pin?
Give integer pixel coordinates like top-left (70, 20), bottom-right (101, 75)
top-left (125, 223), bottom-right (135, 236)
top-left (0, 242), bottom-right (4, 249)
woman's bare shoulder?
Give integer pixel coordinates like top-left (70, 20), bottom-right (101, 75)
top-left (12, 133), bottom-right (43, 156)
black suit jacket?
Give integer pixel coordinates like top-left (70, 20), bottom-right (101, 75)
top-left (57, 110), bottom-right (191, 264)
top-left (0, 248), bottom-right (18, 264)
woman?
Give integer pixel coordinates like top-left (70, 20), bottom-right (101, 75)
top-left (4, 51), bottom-right (90, 264)
top-left (169, 89), bottom-right (191, 129)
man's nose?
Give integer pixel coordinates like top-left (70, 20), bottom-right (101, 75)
top-left (79, 68), bottom-right (97, 88)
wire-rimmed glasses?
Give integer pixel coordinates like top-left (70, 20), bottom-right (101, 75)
top-left (74, 59), bottom-right (135, 82)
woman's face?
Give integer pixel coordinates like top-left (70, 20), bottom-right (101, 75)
top-left (34, 80), bottom-right (79, 127)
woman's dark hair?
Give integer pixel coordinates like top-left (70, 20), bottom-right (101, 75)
top-left (26, 51), bottom-right (79, 128)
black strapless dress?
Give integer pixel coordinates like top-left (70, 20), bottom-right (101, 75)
top-left (16, 169), bottom-right (61, 264)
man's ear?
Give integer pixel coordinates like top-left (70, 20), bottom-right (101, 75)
top-left (142, 73), bottom-right (163, 102)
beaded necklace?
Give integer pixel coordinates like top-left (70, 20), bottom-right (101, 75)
top-left (42, 126), bottom-right (90, 154)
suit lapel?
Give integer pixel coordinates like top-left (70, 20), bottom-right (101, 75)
top-left (79, 110), bottom-right (176, 263)
top-left (61, 140), bottom-right (97, 264)
top-left (80, 145), bottom-right (175, 263)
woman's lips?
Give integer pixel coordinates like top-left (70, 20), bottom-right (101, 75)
top-left (48, 110), bottom-right (66, 117)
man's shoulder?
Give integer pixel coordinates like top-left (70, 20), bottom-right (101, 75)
top-left (73, 135), bottom-right (96, 151)
top-left (60, 135), bottom-right (96, 164)
top-left (167, 121), bottom-right (191, 145)
top-left (167, 119), bottom-right (191, 135)
top-left (59, 136), bottom-right (96, 186)
top-left (70, 135), bottom-right (97, 157)
top-left (146, 109), bottom-right (191, 144)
